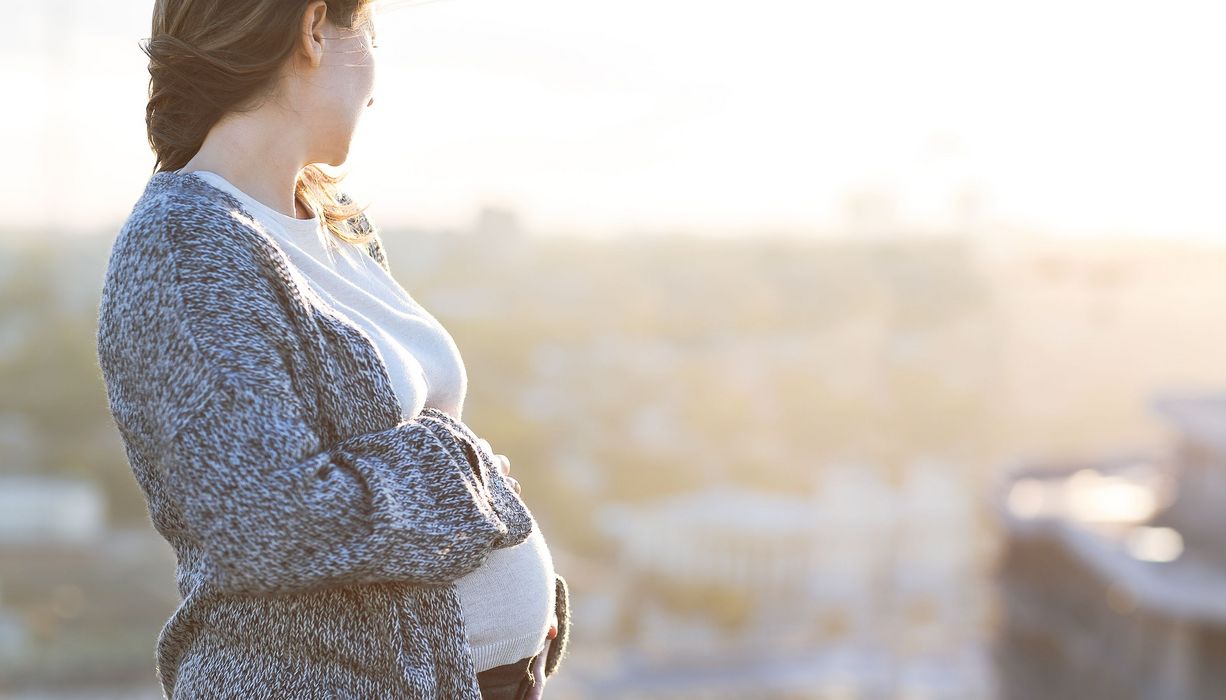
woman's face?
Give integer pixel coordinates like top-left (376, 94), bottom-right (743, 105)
top-left (292, 3), bottom-right (378, 166)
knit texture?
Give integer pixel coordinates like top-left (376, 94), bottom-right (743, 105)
top-left (181, 169), bottom-right (559, 672)
top-left (95, 169), bottom-right (572, 698)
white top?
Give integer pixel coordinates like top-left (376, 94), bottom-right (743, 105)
top-left (182, 169), bottom-right (556, 672)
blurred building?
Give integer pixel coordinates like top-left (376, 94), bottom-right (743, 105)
top-left (0, 476), bottom-right (104, 545)
top-left (0, 475), bottom-right (179, 694)
top-left (992, 392), bottom-right (1226, 700)
top-left (590, 462), bottom-right (995, 700)
top-left (0, 579), bottom-right (28, 672)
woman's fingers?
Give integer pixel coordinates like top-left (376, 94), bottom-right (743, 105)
top-left (524, 640), bottom-right (550, 700)
top-left (475, 437), bottom-right (518, 492)
top-left (477, 436), bottom-right (510, 474)
top-left (496, 455), bottom-right (519, 495)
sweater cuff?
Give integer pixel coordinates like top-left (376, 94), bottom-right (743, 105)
top-left (416, 408), bottom-right (534, 549)
top-left (544, 572), bottom-right (571, 678)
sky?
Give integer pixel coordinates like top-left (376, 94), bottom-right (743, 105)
top-left (2, 0), bottom-right (1224, 240)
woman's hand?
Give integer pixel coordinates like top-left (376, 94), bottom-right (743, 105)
top-left (477, 437), bottom-right (520, 495)
top-left (524, 637), bottom-right (551, 700)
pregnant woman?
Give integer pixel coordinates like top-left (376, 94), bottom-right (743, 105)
top-left (95, 1), bottom-right (569, 698)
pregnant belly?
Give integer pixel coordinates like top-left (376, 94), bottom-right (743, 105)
top-left (453, 521), bottom-right (556, 669)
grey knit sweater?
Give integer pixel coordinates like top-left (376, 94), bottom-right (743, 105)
top-left (95, 169), bottom-right (571, 699)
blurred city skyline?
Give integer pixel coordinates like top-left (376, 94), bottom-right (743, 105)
top-left (4, 226), bottom-right (1226, 696)
top-left (3, 0), bottom-right (1226, 241)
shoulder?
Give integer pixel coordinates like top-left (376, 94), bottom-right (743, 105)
top-left (120, 170), bottom-right (281, 272)
top-left (111, 172), bottom-right (295, 332)
top-left (105, 171), bottom-right (282, 308)
top-left (100, 171), bottom-right (305, 392)
top-left (97, 172), bottom-right (249, 437)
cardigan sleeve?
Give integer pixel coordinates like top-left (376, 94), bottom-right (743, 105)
top-left (362, 220), bottom-right (392, 275)
top-left (98, 199), bottom-right (532, 597)
top-left (159, 370), bottom-right (523, 596)
top-left (544, 572), bottom-right (572, 679)
top-left (419, 409), bottom-right (573, 678)
top-left (336, 190), bottom-right (392, 275)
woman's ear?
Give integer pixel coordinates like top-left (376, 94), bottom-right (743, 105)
top-left (298, 0), bottom-right (329, 69)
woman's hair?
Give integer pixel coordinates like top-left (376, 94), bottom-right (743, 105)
top-left (142, 0), bottom-right (377, 245)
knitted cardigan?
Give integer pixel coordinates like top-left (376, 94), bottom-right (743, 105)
top-left (95, 169), bottom-right (571, 699)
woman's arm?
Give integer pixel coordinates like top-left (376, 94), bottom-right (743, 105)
top-left (421, 376), bottom-right (574, 680)
top-left (156, 371), bottom-right (523, 596)
top-left (98, 198), bottom-right (532, 597)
